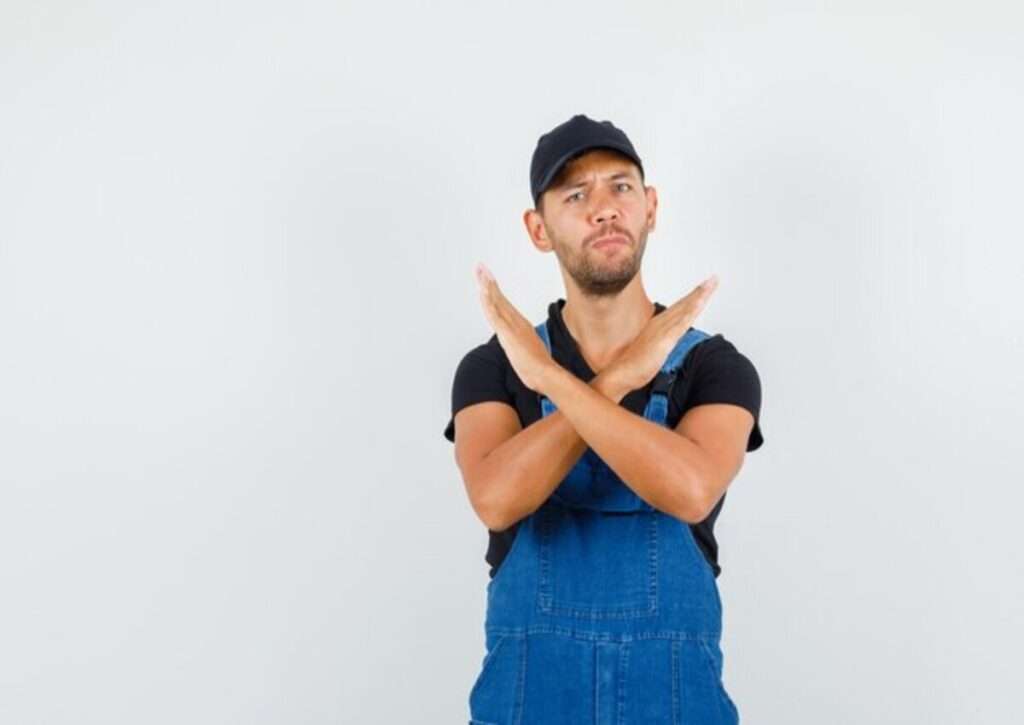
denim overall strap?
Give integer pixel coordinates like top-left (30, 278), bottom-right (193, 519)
top-left (533, 320), bottom-right (711, 512)
top-left (642, 326), bottom-right (712, 423)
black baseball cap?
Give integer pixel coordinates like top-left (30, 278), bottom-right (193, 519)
top-left (529, 114), bottom-right (645, 206)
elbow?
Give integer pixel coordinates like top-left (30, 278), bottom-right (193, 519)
top-left (464, 458), bottom-right (529, 532)
top-left (671, 501), bottom-right (711, 525)
top-left (480, 487), bottom-right (526, 531)
top-left (669, 478), bottom-right (719, 525)
top-left (477, 489), bottom-right (529, 532)
top-left (478, 502), bottom-right (519, 532)
top-left (469, 480), bottom-right (515, 532)
top-left (476, 501), bottom-right (508, 532)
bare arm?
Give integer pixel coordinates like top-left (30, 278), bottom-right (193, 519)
top-left (454, 369), bottom-right (626, 531)
top-left (539, 365), bottom-right (753, 524)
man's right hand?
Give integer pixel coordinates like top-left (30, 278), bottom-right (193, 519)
top-left (603, 275), bottom-right (720, 396)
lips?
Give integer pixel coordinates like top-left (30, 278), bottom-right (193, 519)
top-left (592, 234), bottom-right (629, 249)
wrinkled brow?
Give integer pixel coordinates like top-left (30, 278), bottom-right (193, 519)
top-left (557, 170), bottom-right (639, 191)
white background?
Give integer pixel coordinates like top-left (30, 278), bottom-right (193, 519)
top-left (2, 2), bottom-right (1021, 723)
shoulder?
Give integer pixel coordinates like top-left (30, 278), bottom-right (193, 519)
top-left (674, 330), bottom-right (764, 452)
top-left (443, 334), bottom-right (514, 443)
top-left (682, 332), bottom-right (760, 383)
top-left (456, 334), bottom-right (507, 371)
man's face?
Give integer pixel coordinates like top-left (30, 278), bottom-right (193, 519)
top-left (526, 149), bottom-right (657, 298)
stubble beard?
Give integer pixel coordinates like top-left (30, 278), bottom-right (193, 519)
top-left (551, 226), bottom-right (649, 299)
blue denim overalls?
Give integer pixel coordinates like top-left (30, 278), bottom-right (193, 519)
top-left (467, 321), bottom-right (740, 725)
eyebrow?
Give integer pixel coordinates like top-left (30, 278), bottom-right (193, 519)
top-left (557, 170), bottom-right (638, 191)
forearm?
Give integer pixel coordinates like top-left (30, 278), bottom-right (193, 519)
top-left (475, 371), bottom-right (627, 531)
top-left (539, 365), bottom-right (711, 523)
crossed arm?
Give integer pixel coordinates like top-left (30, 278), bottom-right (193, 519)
top-left (454, 363), bottom-right (754, 531)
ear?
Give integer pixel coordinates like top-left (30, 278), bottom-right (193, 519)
top-left (523, 207), bottom-right (554, 253)
top-left (644, 185), bottom-right (658, 233)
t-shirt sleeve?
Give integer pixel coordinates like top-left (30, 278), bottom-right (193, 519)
top-left (681, 335), bottom-right (764, 452)
top-left (443, 341), bottom-right (514, 443)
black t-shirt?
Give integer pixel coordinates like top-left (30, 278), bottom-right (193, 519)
top-left (444, 298), bottom-right (764, 580)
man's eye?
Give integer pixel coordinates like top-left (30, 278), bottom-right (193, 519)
top-left (617, 182), bottom-right (632, 191)
top-left (566, 191), bottom-right (583, 203)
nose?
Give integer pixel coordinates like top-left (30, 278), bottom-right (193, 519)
top-left (589, 188), bottom-right (620, 225)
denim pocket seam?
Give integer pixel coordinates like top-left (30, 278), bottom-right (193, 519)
top-left (536, 507), bottom-right (659, 619)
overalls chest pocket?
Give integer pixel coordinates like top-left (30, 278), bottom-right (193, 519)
top-left (535, 494), bottom-right (660, 620)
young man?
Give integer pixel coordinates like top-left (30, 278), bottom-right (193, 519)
top-left (444, 114), bottom-right (764, 724)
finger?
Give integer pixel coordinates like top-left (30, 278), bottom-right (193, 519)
top-left (695, 274), bottom-right (719, 308)
top-left (476, 263), bottom-right (502, 305)
top-left (666, 274), bottom-right (717, 315)
top-left (475, 264), bottom-right (499, 328)
top-left (691, 275), bottom-right (719, 317)
top-left (478, 264), bottom-right (522, 325)
top-left (475, 263), bottom-right (493, 297)
top-left (478, 277), bottom-right (514, 335)
top-left (474, 264), bottom-right (488, 304)
top-left (480, 264), bottom-right (510, 311)
top-left (477, 262), bottom-right (497, 288)
top-left (477, 264), bottom-right (503, 313)
top-left (664, 276), bottom-right (719, 336)
top-left (692, 274), bottom-right (718, 300)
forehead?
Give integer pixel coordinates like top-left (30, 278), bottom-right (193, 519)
top-left (555, 149), bottom-right (640, 185)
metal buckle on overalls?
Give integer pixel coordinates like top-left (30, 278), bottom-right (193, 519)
top-left (651, 370), bottom-right (676, 397)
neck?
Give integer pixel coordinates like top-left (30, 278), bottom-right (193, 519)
top-left (560, 276), bottom-right (655, 373)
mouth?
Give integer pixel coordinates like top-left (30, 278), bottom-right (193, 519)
top-left (591, 234), bottom-right (629, 249)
